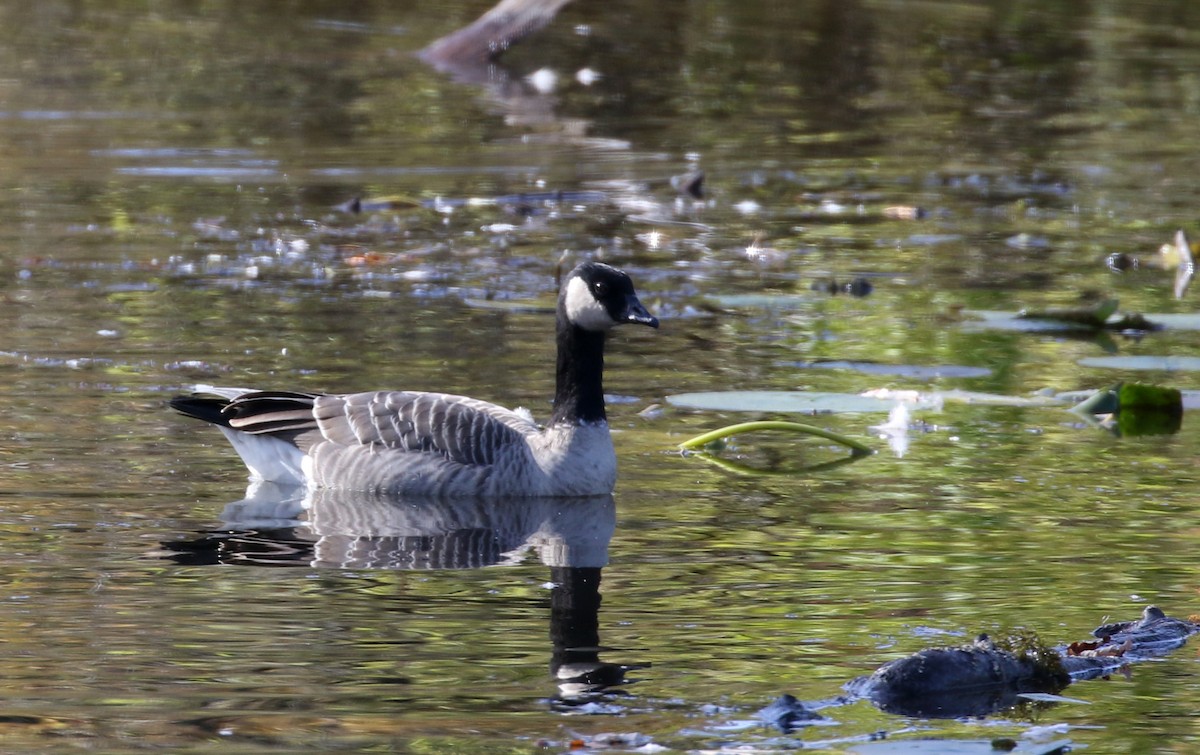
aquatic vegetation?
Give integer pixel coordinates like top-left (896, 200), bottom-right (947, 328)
top-left (678, 419), bottom-right (874, 455)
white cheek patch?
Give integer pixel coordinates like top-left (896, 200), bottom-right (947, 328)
top-left (563, 276), bottom-right (616, 331)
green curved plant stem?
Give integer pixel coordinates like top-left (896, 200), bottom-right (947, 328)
top-left (678, 420), bottom-right (874, 456)
top-left (687, 451), bottom-right (868, 477)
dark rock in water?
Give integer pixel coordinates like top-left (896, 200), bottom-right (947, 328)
top-left (336, 196), bottom-right (362, 215)
top-left (810, 277), bottom-right (874, 297)
top-left (844, 607), bottom-right (1200, 718)
top-left (850, 634), bottom-right (1069, 718)
top-left (1106, 251), bottom-right (1139, 272)
top-left (670, 169), bottom-right (705, 200)
top-left (846, 276), bottom-right (873, 297)
top-left (756, 693), bottom-right (822, 732)
top-left (1092, 605), bottom-right (1199, 651)
top-left (745, 606), bottom-right (1200, 725)
top-left (1061, 606), bottom-right (1198, 681)
top-left (811, 278), bottom-right (840, 294)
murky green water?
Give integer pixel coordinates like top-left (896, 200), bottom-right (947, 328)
top-left (3, 1), bottom-right (1200, 752)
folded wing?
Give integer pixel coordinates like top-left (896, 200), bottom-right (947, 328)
top-left (222, 390), bottom-right (537, 468)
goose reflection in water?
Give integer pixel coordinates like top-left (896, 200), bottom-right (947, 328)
top-left (160, 485), bottom-right (645, 706)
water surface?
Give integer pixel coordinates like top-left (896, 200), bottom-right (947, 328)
top-left (2, 1), bottom-right (1200, 752)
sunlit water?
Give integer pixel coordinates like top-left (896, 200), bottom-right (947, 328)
top-left (2, 1), bottom-right (1200, 752)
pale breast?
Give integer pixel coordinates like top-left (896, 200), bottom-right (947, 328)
top-left (526, 422), bottom-right (617, 497)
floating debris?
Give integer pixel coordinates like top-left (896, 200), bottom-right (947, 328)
top-left (788, 361), bottom-right (990, 379)
top-left (882, 205), bottom-right (927, 220)
top-left (871, 403), bottom-right (912, 458)
top-left (1108, 229), bottom-right (1194, 299)
top-left (669, 169), bottom-right (705, 200)
top-left (757, 693), bottom-right (823, 733)
top-left (1070, 382), bottom-right (1183, 436)
top-left (743, 233), bottom-right (787, 266)
top-left (1005, 232), bottom-right (1051, 249)
top-left (1106, 251), bottom-right (1138, 272)
top-left (810, 276), bottom-right (873, 296)
top-left (526, 67), bottom-right (558, 94)
top-left (1017, 298), bottom-right (1119, 329)
top-left (1161, 228), bottom-right (1194, 299)
top-left (666, 390), bottom-right (943, 414)
top-left (575, 67), bottom-right (601, 86)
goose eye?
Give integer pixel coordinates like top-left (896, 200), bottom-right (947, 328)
top-left (591, 281), bottom-right (608, 297)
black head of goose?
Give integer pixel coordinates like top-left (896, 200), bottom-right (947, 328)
top-left (170, 261), bottom-right (659, 498)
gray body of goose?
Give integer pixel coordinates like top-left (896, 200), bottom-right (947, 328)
top-left (170, 262), bottom-right (659, 498)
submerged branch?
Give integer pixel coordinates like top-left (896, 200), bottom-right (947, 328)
top-left (419, 0), bottom-right (574, 73)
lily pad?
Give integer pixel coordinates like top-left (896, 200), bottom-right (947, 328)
top-left (1078, 355), bottom-right (1200, 372)
top-left (933, 389), bottom-right (1064, 407)
top-left (904, 233), bottom-right (964, 246)
top-left (965, 306), bottom-right (1162, 334)
top-left (964, 310), bottom-right (1095, 333)
top-left (1019, 298), bottom-right (1118, 327)
top-left (1136, 313), bottom-right (1200, 330)
top-left (666, 390), bottom-right (941, 414)
top-left (705, 293), bottom-right (809, 310)
top-left (787, 360), bottom-right (991, 379)
top-left (848, 740), bottom-right (1071, 755)
top-left (460, 297), bottom-right (556, 314)
top-left (1016, 692), bottom-right (1091, 704)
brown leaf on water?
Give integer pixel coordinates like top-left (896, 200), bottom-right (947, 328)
top-left (339, 245), bottom-right (392, 267)
top-left (883, 205), bottom-right (926, 220)
top-left (1067, 639), bottom-right (1103, 655)
top-left (1072, 638), bottom-right (1132, 658)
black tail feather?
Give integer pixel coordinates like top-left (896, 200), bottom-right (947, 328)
top-left (171, 390), bottom-right (322, 435)
top-left (169, 395), bottom-right (233, 426)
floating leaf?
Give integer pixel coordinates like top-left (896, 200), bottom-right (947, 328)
top-left (1069, 382), bottom-right (1183, 436)
top-left (1069, 385), bottom-right (1119, 416)
top-left (904, 233), bottom-right (964, 246)
top-left (964, 310), bottom-right (1103, 333)
top-left (336, 195), bottom-right (422, 214)
top-left (666, 389), bottom-right (1072, 413)
top-left (1078, 355), bottom-right (1200, 372)
top-left (1018, 298), bottom-right (1119, 328)
top-left (1015, 692), bottom-right (1091, 705)
top-left (460, 297), bottom-right (556, 314)
top-left (704, 293), bottom-right (809, 310)
top-left (666, 390), bottom-right (938, 414)
top-left (1160, 228), bottom-right (1195, 299)
top-left (848, 740), bottom-right (1072, 755)
top-left (787, 360), bottom-right (991, 379)
top-left (933, 389), bottom-right (1063, 407)
top-left (967, 304), bottom-right (1162, 334)
top-left (1132, 313), bottom-right (1200, 330)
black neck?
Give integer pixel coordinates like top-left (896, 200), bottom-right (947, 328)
top-left (551, 316), bottom-right (607, 425)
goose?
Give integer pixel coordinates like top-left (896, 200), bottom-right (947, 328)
top-left (170, 261), bottom-right (659, 497)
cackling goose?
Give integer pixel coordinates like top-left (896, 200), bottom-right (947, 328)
top-left (170, 261), bottom-right (659, 497)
